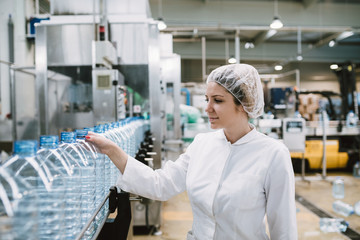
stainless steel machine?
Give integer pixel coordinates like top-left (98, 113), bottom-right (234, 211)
top-left (29, 0), bottom-right (182, 236)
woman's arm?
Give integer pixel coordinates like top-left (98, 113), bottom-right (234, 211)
top-left (85, 131), bottom-right (193, 201)
top-left (265, 146), bottom-right (298, 239)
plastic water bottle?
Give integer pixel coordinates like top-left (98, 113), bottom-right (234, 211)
top-left (353, 162), bottom-right (360, 178)
top-left (0, 167), bottom-right (38, 239)
top-left (354, 201), bottom-right (360, 216)
top-left (38, 135), bottom-right (82, 239)
top-left (332, 177), bottom-right (345, 199)
top-left (319, 218), bottom-right (348, 233)
top-left (2, 140), bottom-right (65, 239)
top-left (346, 110), bottom-right (358, 128)
top-left (75, 129), bottom-right (97, 239)
top-left (59, 132), bottom-right (90, 237)
top-left (332, 200), bottom-right (354, 217)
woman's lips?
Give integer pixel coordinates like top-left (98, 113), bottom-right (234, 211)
top-left (208, 117), bottom-right (218, 122)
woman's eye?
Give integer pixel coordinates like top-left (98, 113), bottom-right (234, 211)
top-left (214, 99), bottom-right (223, 103)
top-left (205, 99), bottom-right (209, 102)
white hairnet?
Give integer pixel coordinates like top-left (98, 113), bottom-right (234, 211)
top-left (206, 64), bottom-right (264, 119)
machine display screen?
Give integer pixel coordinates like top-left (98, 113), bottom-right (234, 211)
top-left (97, 75), bottom-right (111, 89)
top-left (286, 121), bottom-right (303, 133)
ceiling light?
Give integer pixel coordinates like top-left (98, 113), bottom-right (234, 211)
top-left (270, 0), bottom-right (283, 29)
top-left (244, 42), bottom-right (255, 49)
top-left (274, 65), bottom-right (283, 71)
top-left (157, 18), bottom-right (167, 30)
top-left (296, 55), bottom-right (303, 61)
top-left (270, 16), bottom-right (283, 29)
top-left (228, 56), bottom-right (236, 64)
top-left (329, 40), bottom-right (336, 47)
top-left (330, 64), bottom-right (338, 70)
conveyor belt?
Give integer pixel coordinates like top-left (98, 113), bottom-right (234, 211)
top-left (295, 193), bottom-right (360, 239)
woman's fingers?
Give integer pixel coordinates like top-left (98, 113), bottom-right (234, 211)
top-left (85, 132), bottom-right (116, 155)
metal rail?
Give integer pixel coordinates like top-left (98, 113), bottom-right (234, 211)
top-left (76, 191), bottom-right (111, 240)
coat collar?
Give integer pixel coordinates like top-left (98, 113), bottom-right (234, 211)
top-left (215, 123), bottom-right (258, 145)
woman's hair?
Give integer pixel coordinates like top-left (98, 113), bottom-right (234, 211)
top-left (206, 64), bottom-right (264, 119)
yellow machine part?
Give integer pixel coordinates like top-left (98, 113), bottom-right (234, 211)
top-left (290, 140), bottom-right (349, 169)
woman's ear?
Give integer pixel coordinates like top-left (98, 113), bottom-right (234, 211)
top-left (236, 104), bottom-right (245, 113)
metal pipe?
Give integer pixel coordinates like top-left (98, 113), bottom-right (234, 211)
top-left (9, 67), bottom-right (16, 141)
top-left (235, 30), bottom-right (240, 63)
top-left (164, 24), bottom-right (355, 33)
top-left (225, 39), bottom-right (229, 64)
top-left (260, 69), bottom-right (300, 80)
top-left (8, 15), bottom-right (14, 63)
top-left (201, 36), bottom-right (206, 81)
top-left (321, 110), bottom-right (327, 180)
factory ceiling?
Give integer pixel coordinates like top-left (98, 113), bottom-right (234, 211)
top-left (148, 0), bottom-right (360, 78)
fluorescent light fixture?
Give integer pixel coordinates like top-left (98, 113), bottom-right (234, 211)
top-left (228, 57), bottom-right (236, 64)
top-left (270, 16), bottom-right (283, 29)
top-left (330, 64), bottom-right (339, 70)
top-left (329, 40), bottom-right (336, 47)
top-left (157, 18), bottom-right (167, 30)
top-left (274, 65), bottom-right (283, 71)
top-left (244, 42), bottom-right (255, 49)
top-left (337, 31), bottom-right (354, 41)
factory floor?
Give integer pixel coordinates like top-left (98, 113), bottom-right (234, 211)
top-left (131, 147), bottom-right (360, 240)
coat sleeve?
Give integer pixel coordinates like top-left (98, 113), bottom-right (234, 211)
top-left (116, 138), bottom-right (198, 201)
top-left (264, 144), bottom-right (298, 240)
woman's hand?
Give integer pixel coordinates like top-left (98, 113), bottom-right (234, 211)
top-left (85, 132), bottom-right (117, 156)
top-left (85, 131), bottom-right (128, 173)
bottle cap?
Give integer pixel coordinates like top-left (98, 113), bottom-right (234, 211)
top-left (61, 132), bottom-right (76, 143)
top-left (13, 140), bottom-right (38, 156)
top-left (39, 135), bottom-right (59, 149)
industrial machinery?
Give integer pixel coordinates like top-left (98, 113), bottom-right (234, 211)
top-left (290, 139), bottom-right (349, 172)
top-left (2, 0), bottom-right (182, 237)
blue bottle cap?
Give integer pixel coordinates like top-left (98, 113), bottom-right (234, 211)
top-left (75, 129), bottom-right (88, 139)
top-left (84, 127), bottom-right (94, 132)
top-left (39, 135), bottom-right (59, 149)
top-left (13, 140), bottom-right (38, 156)
top-left (61, 132), bottom-right (76, 143)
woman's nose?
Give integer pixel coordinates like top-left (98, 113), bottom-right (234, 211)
top-left (205, 102), bottom-right (213, 113)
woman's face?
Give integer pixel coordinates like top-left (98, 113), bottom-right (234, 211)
top-left (205, 82), bottom-right (245, 129)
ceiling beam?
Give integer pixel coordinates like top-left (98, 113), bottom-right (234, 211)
top-left (254, 30), bottom-right (278, 46)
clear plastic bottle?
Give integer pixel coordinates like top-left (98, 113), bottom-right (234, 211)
top-left (2, 140), bottom-right (65, 239)
top-left (75, 129), bottom-right (97, 240)
top-left (354, 201), bottom-right (360, 216)
top-left (346, 110), bottom-right (358, 128)
top-left (353, 162), bottom-right (360, 178)
top-left (38, 135), bottom-right (82, 239)
top-left (319, 218), bottom-right (348, 233)
top-left (0, 167), bottom-right (38, 239)
top-left (59, 132), bottom-right (89, 237)
top-left (332, 200), bottom-right (354, 217)
top-left (332, 177), bottom-right (345, 199)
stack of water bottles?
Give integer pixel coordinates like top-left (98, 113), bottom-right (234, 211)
top-left (0, 116), bottom-right (149, 239)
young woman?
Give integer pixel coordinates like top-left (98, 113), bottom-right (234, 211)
top-left (86, 64), bottom-right (298, 240)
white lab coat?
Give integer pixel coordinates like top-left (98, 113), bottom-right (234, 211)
top-left (117, 126), bottom-right (297, 240)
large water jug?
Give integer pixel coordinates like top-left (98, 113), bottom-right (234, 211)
top-left (332, 177), bottom-right (345, 199)
top-left (38, 135), bottom-right (82, 239)
top-left (94, 125), bottom-right (111, 190)
top-left (59, 132), bottom-right (91, 238)
top-left (0, 167), bottom-right (38, 239)
top-left (2, 140), bottom-right (65, 239)
top-left (75, 129), bottom-right (98, 240)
